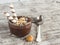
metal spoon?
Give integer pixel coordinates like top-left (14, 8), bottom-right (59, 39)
top-left (32, 15), bottom-right (43, 42)
top-left (36, 15), bottom-right (43, 42)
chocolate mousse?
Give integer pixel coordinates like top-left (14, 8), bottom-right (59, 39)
top-left (8, 16), bottom-right (32, 37)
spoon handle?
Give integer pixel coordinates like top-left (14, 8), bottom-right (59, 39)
top-left (36, 25), bottom-right (42, 42)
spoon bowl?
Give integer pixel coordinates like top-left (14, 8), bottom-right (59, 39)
top-left (36, 15), bottom-right (43, 25)
top-left (32, 15), bottom-right (43, 25)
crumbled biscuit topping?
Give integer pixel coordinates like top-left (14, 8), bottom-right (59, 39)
top-left (16, 17), bottom-right (27, 26)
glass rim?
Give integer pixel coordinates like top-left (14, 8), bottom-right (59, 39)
top-left (8, 20), bottom-right (32, 26)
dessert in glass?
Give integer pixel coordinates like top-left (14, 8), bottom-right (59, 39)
top-left (4, 4), bottom-right (32, 37)
top-left (8, 16), bottom-right (32, 37)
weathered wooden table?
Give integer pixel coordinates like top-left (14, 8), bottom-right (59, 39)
top-left (0, 1), bottom-right (60, 45)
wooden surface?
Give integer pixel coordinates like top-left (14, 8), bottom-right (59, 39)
top-left (0, 0), bottom-right (18, 4)
top-left (0, 0), bottom-right (60, 45)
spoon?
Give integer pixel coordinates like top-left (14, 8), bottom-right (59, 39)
top-left (32, 15), bottom-right (43, 42)
top-left (36, 15), bottom-right (43, 42)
